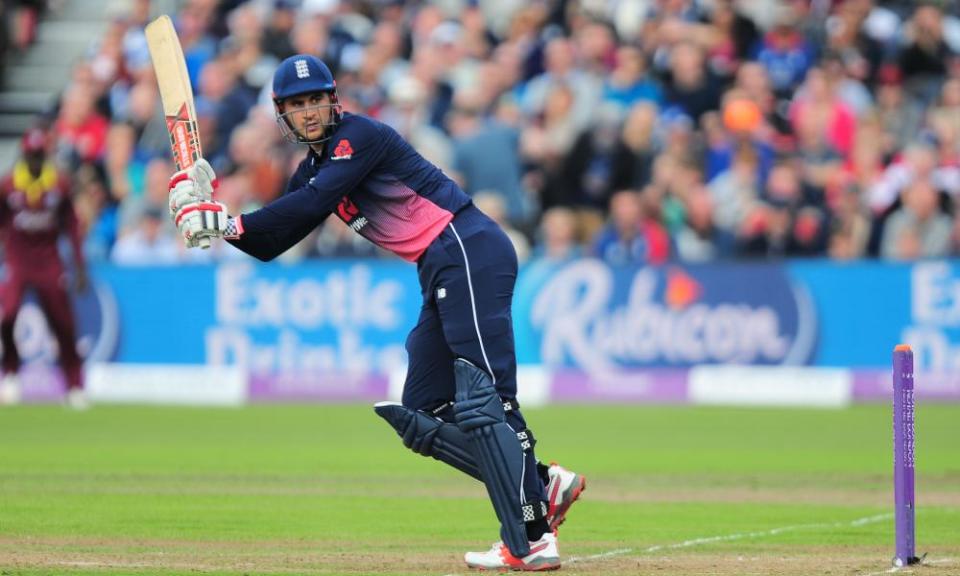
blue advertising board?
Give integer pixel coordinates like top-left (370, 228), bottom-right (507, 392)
top-left (513, 258), bottom-right (960, 372)
top-left (34, 258), bottom-right (960, 374)
top-left (789, 260), bottom-right (960, 371)
top-left (87, 261), bottom-right (421, 376)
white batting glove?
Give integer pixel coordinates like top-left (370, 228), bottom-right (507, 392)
top-left (174, 200), bottom-right (229, 248)
top-left (168, 158), bottom-right (218, 219)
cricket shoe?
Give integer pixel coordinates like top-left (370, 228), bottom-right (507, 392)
top-left (546, 463), bottom-right (586, 530)
top-left (0, 374), bottom-right (21, 406)
top-left (464, 531), bottom-right (560, 571)
top-left (66, 388), bottom-right (90, 411)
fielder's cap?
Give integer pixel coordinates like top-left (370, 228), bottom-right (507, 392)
top-left (21, 128), bottom-right (47, 154)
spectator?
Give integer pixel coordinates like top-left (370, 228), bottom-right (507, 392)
top-left (119, 156), bottom-right (175, 233)
top-left (739, 161), bottom-right (828, 257)
top-left (867, 141), bottom-right (960, 215)
top-left (873, 64), bottom-right (924, 158)
top-left (530, 206), bottom-right (582, 263)
top-left (789, 66), bottom-right (857, 160)
top-left (53, 85), bottom-right (110, 169)
top-left (196, 57), bottom-right (256, 165)
top-left (381, 75), bottom-right (451, 172)
top-left (611, 101), bottom-right (659, 192)
top-left (521, 37), bottom-right (601, 134)
top-left (262, 0), bottom-right (297, 61)
top-left (880, 179), bottom-right (953, 259)
top-left (556, 102), bottom-right (625, 212)
top-left (73, 163), bottom-right (118, 262)
top-left (794, 111), bottom-right (843, 204)
top-left (591, 189), bottom-right (670, 265)
top-left (706, 93), bottom-right (775, 184)
top-left (753, 3), bottom-right (814, 98)
top-left (822, 0), bottom-right (885, 89)
top-left (821, 52), bottom-right (874, 117)
top-left (708, 140), bottom-right (763, 236)
top-left (473, 191), bottom-right (532, 264)
top-left (521, 82), bottom-right (583, 211)
top-left (662, 41), bottom-right (722, 123)
top-left (450, 90), bottom-right (529, 225)
top-left (828, 183), bottom-right (872, 260)
top-left (221, 2), bottom-right (280, 93)
top-left (694, 0), bottom-right (760, 82)
top-left (111, 207), bottom-right (180, 265)
top-left (602, 44), bottom-right (663, 108)
top-left (898, 3), bottom-right (954, 104)
top-left (732, 62), bottom-right (791, 150)
top-left (672, 187), bottom-right (735, 261)
top-left (177, 2), bottom-right (218, 91)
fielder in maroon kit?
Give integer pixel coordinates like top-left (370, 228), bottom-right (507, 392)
top-left (0, 128), bottom-right (89, 409)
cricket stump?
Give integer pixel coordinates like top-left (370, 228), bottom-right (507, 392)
top-left (892, 344), bottom-right (920, 567)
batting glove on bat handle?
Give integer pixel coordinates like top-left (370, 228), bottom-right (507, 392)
top-left (168, 158), bottom-right (219, 218)
top-left (175, 201), bottom-right (229, 249)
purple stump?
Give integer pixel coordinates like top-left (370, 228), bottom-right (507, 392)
top-left (892, 344), bottom-right (919, 567)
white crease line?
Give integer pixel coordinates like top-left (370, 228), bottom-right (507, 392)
top-left (860, 566), bottom-right (902, 576)
top-left (565, 547), bottom-right (633, 564)
top-left (443, 513), bottom-right (893, 576)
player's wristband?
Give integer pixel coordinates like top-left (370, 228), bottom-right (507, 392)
top-left (224, 215), bottom-right (243, 240)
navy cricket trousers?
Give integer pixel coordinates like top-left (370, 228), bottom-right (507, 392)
top-left (403, 204), bottom-right (546, 502)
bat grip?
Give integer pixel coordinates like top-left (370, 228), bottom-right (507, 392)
top-left (199, 236), bottom-right (211, 249)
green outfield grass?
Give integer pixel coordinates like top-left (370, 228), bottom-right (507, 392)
top-left (1, 403), bottom-right (958, 575)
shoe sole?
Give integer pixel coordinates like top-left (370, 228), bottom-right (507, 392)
top-left (467, 561), bottom-right (561, 572)
top-left (549, 474), bottom-right (586, 531)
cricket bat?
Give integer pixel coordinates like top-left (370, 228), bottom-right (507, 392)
top-left (145, 14), bottom-right (210, 249)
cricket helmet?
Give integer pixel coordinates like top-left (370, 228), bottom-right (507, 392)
top-left (272, 54), bottom-right (342, 144)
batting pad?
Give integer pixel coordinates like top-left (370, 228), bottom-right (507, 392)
top-left (453, 358), bottom-right (530, 558)
top-left (374, 401), bottom-right (481, 481)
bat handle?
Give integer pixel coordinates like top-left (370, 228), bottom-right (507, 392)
top-left (199, 236), bottom-right (211, 250)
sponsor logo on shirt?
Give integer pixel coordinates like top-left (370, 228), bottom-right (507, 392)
top-left (336, 195), bottom-right (368, 232)
top-left (331, 139), bottom-right (353, 160)
top-left (348, 216), bottom-right (368, 231)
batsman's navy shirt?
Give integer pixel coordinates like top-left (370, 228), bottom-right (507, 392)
top-left (228, 112), bottom-right (471, 262)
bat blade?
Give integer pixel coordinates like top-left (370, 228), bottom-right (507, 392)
top-left (146, 15), bottom-right (210, 249)
top-left (146, 15), bottom-right (202, 171)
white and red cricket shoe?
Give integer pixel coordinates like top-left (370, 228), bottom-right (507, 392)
top-left (545, 463), bottom-right (586, 531)
top-left (464, 531), bottom-right (560, 571)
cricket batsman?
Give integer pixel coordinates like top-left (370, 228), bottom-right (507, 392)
top-left (0, 128), bottom-right (89, 409)
top-left (168, 54), bottom-right (585, 570)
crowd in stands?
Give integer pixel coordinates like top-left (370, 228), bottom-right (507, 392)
top-left (8, 0), bottom-right (960, 265)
